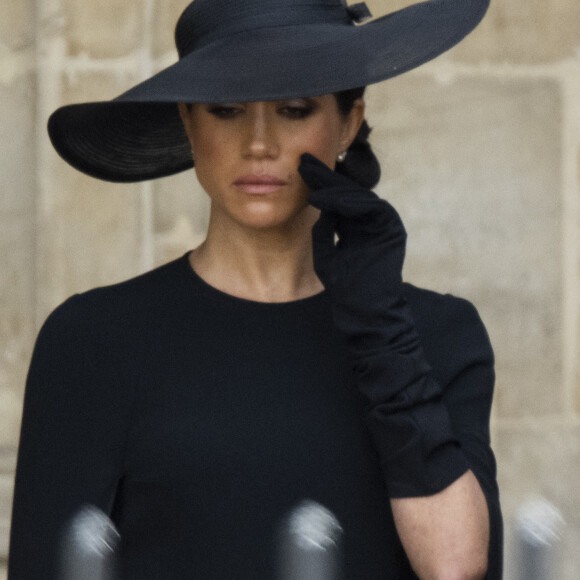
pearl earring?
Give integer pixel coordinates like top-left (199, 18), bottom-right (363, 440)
top-left (337, 151), bottom-right (347, 162)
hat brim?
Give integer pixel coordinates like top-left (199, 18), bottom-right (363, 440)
top-left (48, 0), bottom-right (489, 182)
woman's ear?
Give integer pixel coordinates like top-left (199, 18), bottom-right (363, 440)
top-left (340, 98), bottom-right (366, 152)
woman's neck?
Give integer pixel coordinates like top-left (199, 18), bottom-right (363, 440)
top-left (189, 209), bottom-right (324, 303)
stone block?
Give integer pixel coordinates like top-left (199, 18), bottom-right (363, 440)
top-left (366, 0), bottom-right (580, 65)
top-left (0, 474), bottom-right (14, 561)
top-left (364, 0), bottom-right (410, 12)
top-left (495, 423), bottom-right (580, 580)
top-left (60, 65), bottom-right (139, 106)
top-left (61, 0), bottom-right (144, 58)
top-left (0, 224), bottom-right (31, 430)
top-left (0, 0), bottom-right (35, 51)
top-left (153, 169), bottom-right (210, 264)
top-left (450, 0), bottom-right (580, 65)
top-left (577, 151), bottom-right (580, 417)
top-left (0, 236), bottom-right (30, 399)
top-left (366, 74), bottom-right (562, 418)
top-left (0, 74), bottom-right (36, 214)
top-left (0, 448), bottom-right (16, 566)
top-left (0, 384), bottom-right (24, 449)
top-left (577, 335), bottom-right (580, 416)
top-left (39, 160), bottom-right (144, 314)
top-left (0, 74), bottom-right (36, 445)
top-left (37, 71), bottom-right (145, 319)
top-left (152, 0), bottom-right (190, 58)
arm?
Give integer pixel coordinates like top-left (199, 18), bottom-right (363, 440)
top-left (9, 295), bottom-right (132, 579)
top-left (390, 293), bottom-right (502, 580)
top-left (391, 470), bottom-right (489, 580)
top-left (298, 155), bottom-right (502, 579)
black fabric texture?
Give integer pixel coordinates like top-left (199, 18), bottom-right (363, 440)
top-left (9, 254), bottom-right (502, 579)
top-left (299, 154), bottom-right (471, 498)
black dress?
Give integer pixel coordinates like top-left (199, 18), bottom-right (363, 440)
top-left (9, 253), bottom-right (502, 578)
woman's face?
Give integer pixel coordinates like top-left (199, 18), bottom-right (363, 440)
top-left (178, 96), bottom-right (364, 231)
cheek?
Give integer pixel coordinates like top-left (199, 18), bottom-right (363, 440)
top-left (289, 122), bottom-right (343, 168)
top-left (191, 129), bottom-right (231, 164)
top-left (190, 133), bottom-right (235, 190)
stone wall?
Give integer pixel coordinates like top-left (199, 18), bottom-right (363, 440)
top-left (1, 0), bottom-right (578, 577)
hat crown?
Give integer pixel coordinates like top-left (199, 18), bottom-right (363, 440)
top-left (175, 0), bottom-right (354, 58)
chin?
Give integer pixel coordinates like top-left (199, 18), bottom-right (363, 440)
top-left (236, 205), bottom-right (313, 232)
top-left (239, 215), bottom-right (296, 231)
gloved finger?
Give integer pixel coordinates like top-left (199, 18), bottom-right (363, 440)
top-left (311, 211), bottom-right (339, 266)
top-left (299, 153), bottom-right (349, 190)
top-left (311, 193), bottom-right (405, 248)
top-left (300, 153), bottom-right (387, 211)
top-left (314, 191), bottom-right (407, 254)
top-left (309, 186), bottom-right (385, 218)
top-left (300, 153), bottom-right (405, 239)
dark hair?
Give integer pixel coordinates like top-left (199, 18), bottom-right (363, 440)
top-left (334, 87), bottom-right (381, 189)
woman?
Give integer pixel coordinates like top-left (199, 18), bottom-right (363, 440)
top-left (9, 0), bottom-right (502, 578)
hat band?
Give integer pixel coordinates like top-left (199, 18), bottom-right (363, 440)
top-left (178, 4), bottom-right (353, 57)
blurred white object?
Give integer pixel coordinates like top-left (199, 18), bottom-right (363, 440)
top-left (61, 505), bottom-right (120, 580)
top-left (515, 498), bottom-right (564, 580)
top-left (279, 500), bottom-right (343, 580)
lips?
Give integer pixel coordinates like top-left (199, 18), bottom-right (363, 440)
top-left (234, 174), bottom-right (288, 194)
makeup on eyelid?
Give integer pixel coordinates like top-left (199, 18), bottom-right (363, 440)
top-left (205, 99), bottom-right (318, 120)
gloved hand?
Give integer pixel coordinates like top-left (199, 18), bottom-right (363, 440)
top-left (299, 153), bottom-right (469, 497)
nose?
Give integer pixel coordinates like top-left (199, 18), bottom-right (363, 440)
top-left (243, 104), bottom-right (280, 160)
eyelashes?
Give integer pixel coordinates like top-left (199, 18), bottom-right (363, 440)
top-left (205, 100), bottom-right (317, 121)
top-left (206, 105), bottom-right (242, 119)
top-left (278, 104), bottom-right (315, 120)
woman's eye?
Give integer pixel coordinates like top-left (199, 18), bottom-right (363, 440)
top-left (207, 105), bottom-right (242, 119)
top-left (279, 105), bottom-right (314, 120)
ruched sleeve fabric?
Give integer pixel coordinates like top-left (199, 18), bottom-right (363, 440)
top-left (404, 284), bottom-right (503, 578)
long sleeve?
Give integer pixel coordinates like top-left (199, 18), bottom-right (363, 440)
top-left (405, 285), bottom-right (503, 578)
top-left (8, 295), bottom-right (135, 579)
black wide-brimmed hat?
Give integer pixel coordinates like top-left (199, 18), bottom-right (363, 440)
top-left (48, 0), bottom-right (490, 183)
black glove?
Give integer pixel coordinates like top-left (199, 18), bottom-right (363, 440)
top-left (299, 153), bottom-right (469, 497)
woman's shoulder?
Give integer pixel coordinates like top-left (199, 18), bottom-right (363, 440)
top-left (83, 253), bottom-right (191, 307)
top-left (402, 282), bottom-right (495, 380)
top-left (53, 254), bottom-right (189, 313)
top-left (403, 282), bottom-right (479, 319)
top-left (39, 254), bottom-right (192, 341)
top-left (403, 283), bottom-right (490, 341)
